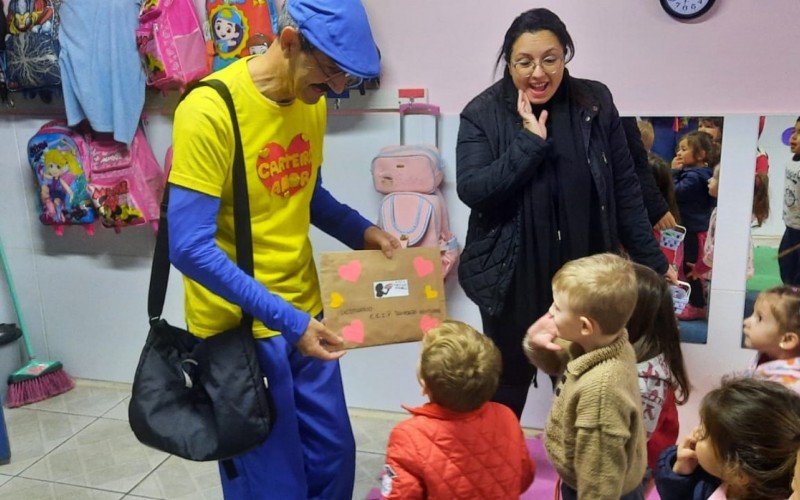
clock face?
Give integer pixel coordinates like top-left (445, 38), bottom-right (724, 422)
top-left (660, 0), bottom-right (716, 20)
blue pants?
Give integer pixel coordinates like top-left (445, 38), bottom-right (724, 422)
top-left (219, 335), bottom-right (355, 500)
top-left (779, 227), bottom-right (800, 286)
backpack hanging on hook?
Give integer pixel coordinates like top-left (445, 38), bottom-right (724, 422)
top-left (372, 103), bottom-right (460, 279)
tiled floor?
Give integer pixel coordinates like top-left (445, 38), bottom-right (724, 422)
top-left (0, 380), bottom-right (414, 499)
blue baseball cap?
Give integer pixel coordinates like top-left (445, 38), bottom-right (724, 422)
top-left (287, 0), bottom-right (380, 79)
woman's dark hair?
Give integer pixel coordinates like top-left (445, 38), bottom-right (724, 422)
top-left (700, 377), bottom-right (800, 499)
top-left (753, 172), bottom-right (770, 226)
top-left (494, 8), bottom-right (575, 77)
top-left (627, 264), bottom-right (690, 404)
top-left (649, 154), bottom-right (681, 224)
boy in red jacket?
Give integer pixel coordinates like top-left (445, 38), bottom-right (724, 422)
top-left (381, 320), bottom-right (535, 499)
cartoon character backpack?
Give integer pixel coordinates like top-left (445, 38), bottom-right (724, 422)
top-left (4, 0), bottom-right (62, 98)
top-left (206, 0), bottom-right (277, 72)
top-left (83, 125), bottom-right (165, 233)
top-left (28, 121), bottom-right (95, 235)
top-left (136, 0), bottom-right (209, 91)
top-left (372, 103), bottom-right (460, 279)
top-left (0, 0), bottom-right (9, 103)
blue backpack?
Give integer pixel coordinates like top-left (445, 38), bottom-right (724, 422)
top-left (4, 0), bottom-right (62, 99)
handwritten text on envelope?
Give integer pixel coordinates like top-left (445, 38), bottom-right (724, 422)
top-left (319, 248), bottom-right (447, 349)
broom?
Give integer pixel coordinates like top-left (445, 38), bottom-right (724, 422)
top-left (0, 233), bottom-right (74, 407)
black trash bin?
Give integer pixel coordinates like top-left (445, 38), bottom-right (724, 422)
top-left (0, 324), bottom-right (22, 402)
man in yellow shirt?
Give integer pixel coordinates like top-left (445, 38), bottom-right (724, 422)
top-left (168, 1), bottom-right (398, 498)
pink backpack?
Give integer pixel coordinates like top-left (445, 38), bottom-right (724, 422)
top-left (136, 0), bottom-right (209, 91)
top-left (372, 104), bottom-right (459, 278)
top-left (84, 126), bottom-right (165, 233)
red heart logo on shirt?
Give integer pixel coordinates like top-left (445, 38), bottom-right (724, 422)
top-left (256, 134), bottom-right (313, 197)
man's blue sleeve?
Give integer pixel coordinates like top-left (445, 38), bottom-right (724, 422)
top-left (310, 172), bottom-right (373, 249)
top-left (166, 184), bottom-right (309, 344)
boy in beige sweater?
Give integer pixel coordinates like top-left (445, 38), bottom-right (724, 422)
top-left (523, 253), bottom-right (647, 500)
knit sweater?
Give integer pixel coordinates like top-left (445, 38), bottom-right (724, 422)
top-left (528, 331), bottom-right (647, 499)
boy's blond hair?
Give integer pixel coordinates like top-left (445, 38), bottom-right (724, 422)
top-left (552, 253), bottom-right (638, 335)
top-left (637, 119), bottom-right (655, 152)
top-left (420, 320), bottom-right (501, 413)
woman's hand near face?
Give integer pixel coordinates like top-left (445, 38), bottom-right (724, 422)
top-left (517, 89), bottom-right (549, 140)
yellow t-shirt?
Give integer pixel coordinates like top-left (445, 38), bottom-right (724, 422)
top-left (169, 58), bottom-right (325, 339)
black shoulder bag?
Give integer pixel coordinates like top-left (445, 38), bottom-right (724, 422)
top-left (129, 80), bottom-right (274, 461)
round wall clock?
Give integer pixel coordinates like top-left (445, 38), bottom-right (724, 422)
top-left (660, 0), bottom-right (716, 20)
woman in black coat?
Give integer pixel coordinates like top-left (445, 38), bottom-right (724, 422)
top-left (456, 8), bottom-right (672, 418)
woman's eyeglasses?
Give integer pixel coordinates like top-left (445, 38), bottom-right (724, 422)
top-left (511, 55), bottom-right (564, 76)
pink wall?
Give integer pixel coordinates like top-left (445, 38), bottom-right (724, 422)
top-left (363, 0), bottom-right (800, 115)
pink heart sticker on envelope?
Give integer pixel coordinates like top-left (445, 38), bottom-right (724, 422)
top-left (420, 315), bottom-right (439, 333)
top-left (413, 256), bottom-right (434, 278)
top-left (342, 320), bottom-right (365, 344)
top-left (338, 260), bottom-right (362, 283)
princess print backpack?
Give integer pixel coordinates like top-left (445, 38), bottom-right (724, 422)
top-left (372, 103), bottom-right (460, 278)
top-left (28, 121), bottom-right (95, 235)
top-left (136, 0), bottom-right (209, 91)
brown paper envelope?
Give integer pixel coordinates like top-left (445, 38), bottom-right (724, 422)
top-left (319, 247), bottom-right (447, 348)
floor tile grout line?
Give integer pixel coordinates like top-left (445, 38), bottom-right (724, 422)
top-left (124, 453), bottom-right (171, 498)
top-left (13, 415), bottom-right (101, 478)
top-left (6, 406), bottom-right (121, 419)
top-left (357, 449), bottom-right (387, 457)
top-left (2, 474), bottom-right (136, 496)
top-left (15, 414), bottom-right (169, 497)
top-left (99, 397), bottom-right (131, 419)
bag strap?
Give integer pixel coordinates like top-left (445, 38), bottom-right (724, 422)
top-left (148, 79), bottom-right (254, 332)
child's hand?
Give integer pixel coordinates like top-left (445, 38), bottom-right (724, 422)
top-left (524, 314), bottom-right (562, 352)
top-left (671, 156), bottom-right (683, 170)
top-left (654, 212), bottom-right (677, 231)
top-left (672, 429), bottom-right (700, 476)
top-left (665, 266), bottom-right (679, 284)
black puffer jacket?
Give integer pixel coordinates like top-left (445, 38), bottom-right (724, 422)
top-left (621, 117), bottom-right (671, 226)
top-left (456, 76), bottom-right (667, 315)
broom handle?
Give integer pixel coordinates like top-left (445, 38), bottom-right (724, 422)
top-left (0, 233), bottom-right (35, 359)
